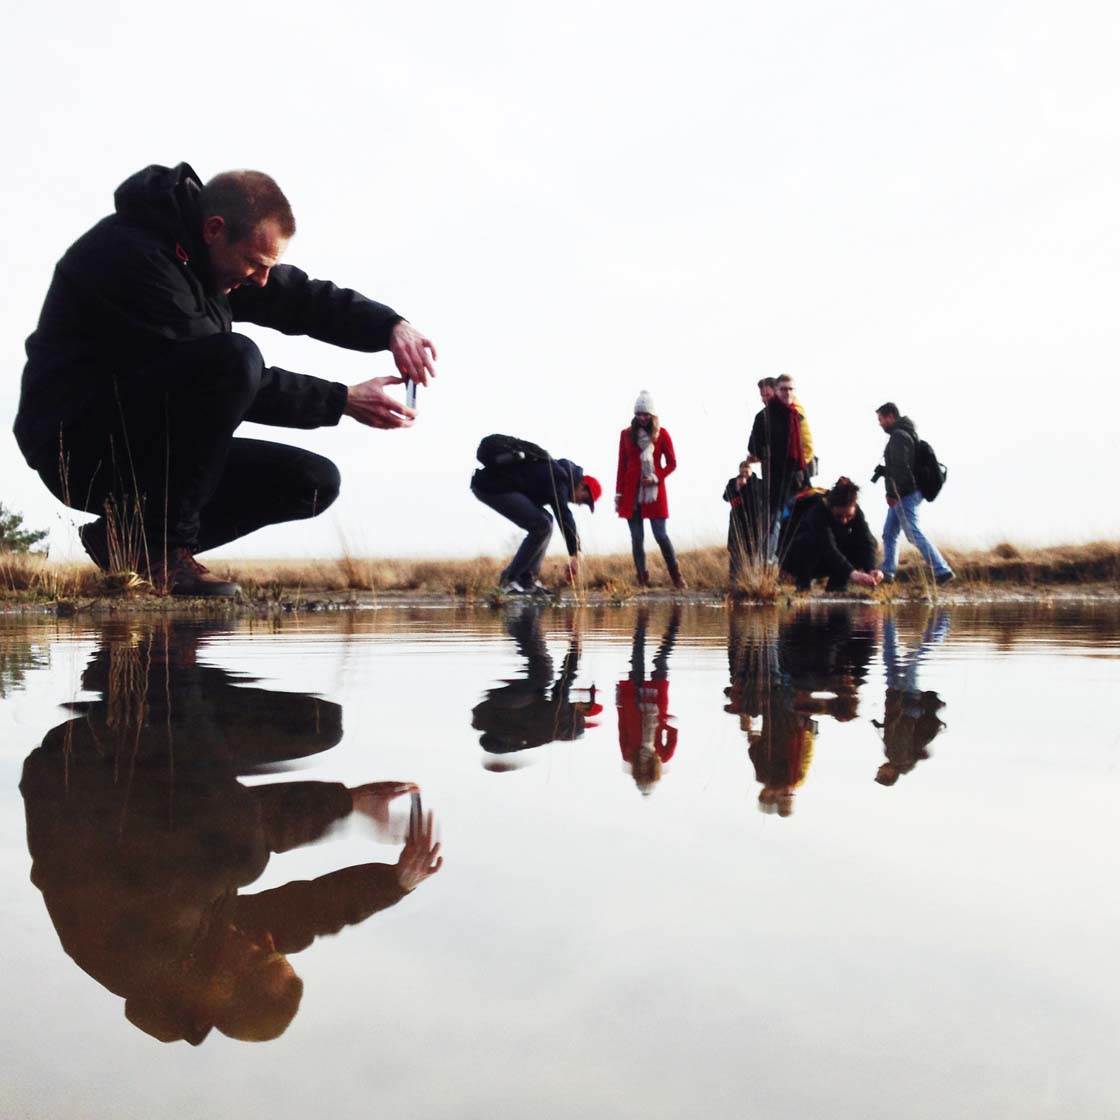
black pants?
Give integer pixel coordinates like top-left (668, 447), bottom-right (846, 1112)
top-left (472, 486), bottom-right (554, 584)
top-left (38, 334), bottom-right (340, 552)
top-left (784, 550), bottom-right (853, 592)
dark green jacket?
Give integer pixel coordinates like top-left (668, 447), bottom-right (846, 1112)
top-left (882, 416), bottom-right (919, 498)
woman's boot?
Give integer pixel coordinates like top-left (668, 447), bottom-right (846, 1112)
top-left (668, 563), bottom-right (687, 590)
top-left (636, 570), bottom-right (651, 588)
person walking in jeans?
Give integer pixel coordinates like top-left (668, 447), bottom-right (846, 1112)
top-left (614, 391), bottom-right (685, 588)
top-left (875, 403), bottom-right (954, 586)
top-left (472, 453), bottom-right (601, 594)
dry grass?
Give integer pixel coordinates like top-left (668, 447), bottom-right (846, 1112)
top-left (1, 540), bottom-right (1117, 605)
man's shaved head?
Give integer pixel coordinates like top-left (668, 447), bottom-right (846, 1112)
top-left (199, 170), bottom-right (295, 244)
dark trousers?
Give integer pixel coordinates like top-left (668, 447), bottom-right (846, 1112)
top-left (627, 515), bottom-right (677, 575)
top-left (38, 334), bottom-right (340, 552)
top-left (472, 487), bottom-right (553, 584)
top-left (784, 550), bottom-right (853, 592)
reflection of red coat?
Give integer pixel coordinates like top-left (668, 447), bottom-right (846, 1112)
top-left (615, 428), bottom-right (676, 520)
top-left (615, 679), bottom-right (677, 763)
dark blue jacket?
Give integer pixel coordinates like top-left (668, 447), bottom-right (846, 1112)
top-left (472, 458), bottom-right (585, 554)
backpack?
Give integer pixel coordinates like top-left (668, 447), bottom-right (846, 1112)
top-left (913, 439), bottom-right (947, 502)
top-left (476, 433), bottom-right (552, 469)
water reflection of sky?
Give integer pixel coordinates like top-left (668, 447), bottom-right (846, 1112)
top-left (0, 606), bottom-right (1117, 1120)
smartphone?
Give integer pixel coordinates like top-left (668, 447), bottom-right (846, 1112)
top-left (406, 378), bottom-right (418, 410)
top-left (409, 790), bottom-right (423, 835)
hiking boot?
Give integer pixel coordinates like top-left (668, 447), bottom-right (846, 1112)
top-left (78, 520), bottom-right (111, 571)
top-left (668, 566), bottom-right (688, 591)
top-left (935, 571), bottom-right (956, 587)
top-left (636, 570), bottom-right (651, 589)
top-left (149, 548), bottom-right (241, 598)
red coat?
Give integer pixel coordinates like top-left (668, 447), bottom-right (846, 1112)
top-left (615, 427), bottom-right (676, 520)
top-left (615, 679), bottom-right (678, 763)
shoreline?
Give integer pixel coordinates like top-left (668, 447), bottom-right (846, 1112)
top-left (1, 584), bottom-right (1119, 619)
top-left (0, 540), bottom-right (1116, 616)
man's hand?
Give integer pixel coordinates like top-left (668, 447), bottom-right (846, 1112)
top-left (850, 570), bottom-right (878, 588)
top-left (390, 321), bottom-right (438, 385)
top-left (566, 554), bottom-right (581, 584)
top-left (344, 375), bottom-right (416, 429)
top-left (351, 781), bottom-right (418, 825)
top-left (395, 807), bottom-right (443, 892)
top-left (886, 495), bottom-right (899, 508)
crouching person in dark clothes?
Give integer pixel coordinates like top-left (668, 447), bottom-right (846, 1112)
top-left (471, 448), bottom-right (601, 595)
top-left (781, 477), bottom-right (884, 592)
top-left (15, 162), bottom-right (438, 597)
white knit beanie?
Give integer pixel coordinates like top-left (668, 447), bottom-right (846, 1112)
top-left (633, 389), bottom-right (656, 415)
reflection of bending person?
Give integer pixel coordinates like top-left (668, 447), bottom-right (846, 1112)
top-left (616, 607), bottom-right (680, 795)
top-left (471, 607), bottom-right (600, 763)
top-left (873, 611), bottom-right (949, 786)
top-left (20, 623), bottom-right (441, 1046)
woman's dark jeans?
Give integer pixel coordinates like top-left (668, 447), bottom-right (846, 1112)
top-left (627, 515), bottom-right (677, 575)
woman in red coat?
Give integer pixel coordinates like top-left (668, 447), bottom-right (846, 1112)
top-left (615, 390), bottom-right (685, 588)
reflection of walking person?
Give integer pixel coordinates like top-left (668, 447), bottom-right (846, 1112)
top-left (616, 607), bottom-right (681, 795)
top-left (615, 391), bottom-right (685, 588)
top-left (873, 611), bottom-right (949, 786)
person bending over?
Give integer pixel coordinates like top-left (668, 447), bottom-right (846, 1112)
top-left (15, 162), bottom-right (437, 596)
top-left (781, 477), bottom-right (883, 592)
top-left (471, 445), bottom-right (600, 594)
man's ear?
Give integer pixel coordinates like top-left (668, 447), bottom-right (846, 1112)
top-left (200, 215), bottom-right (227, 245)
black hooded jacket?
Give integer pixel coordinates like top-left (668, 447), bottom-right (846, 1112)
top-left (16, 162), bottom-right (404, 468)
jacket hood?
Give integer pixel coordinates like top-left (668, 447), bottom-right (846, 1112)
top-left (114, 162), bottom-right (204, 242)
top-left (894, 416), bottom-right (917, 439)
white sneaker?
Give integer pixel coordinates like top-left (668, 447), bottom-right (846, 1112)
top-left (528, 579), bottom-right (552, 596)
top-left (499, 580), bottom-right (531, 596)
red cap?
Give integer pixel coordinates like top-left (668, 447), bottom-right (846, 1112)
top-left (582, 475), bottom-right (602, 511)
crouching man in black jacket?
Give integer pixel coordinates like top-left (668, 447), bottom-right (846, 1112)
top-left (781, 477), bottom-right (883, 592)
top-left (15, 163), bottom-right (438, 596)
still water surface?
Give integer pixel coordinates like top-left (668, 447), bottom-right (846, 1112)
top-left (1, 604), bottom-right (1117, 1119)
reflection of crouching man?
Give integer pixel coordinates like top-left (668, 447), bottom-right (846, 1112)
top-left (781, 477), bottom-right (883, 592)
top-left (471, 439), bottom-right (601, 594)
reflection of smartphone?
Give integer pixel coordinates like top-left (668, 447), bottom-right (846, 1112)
top-left (406, 378), bottom-right (417, 410)
top-left (409, 791), bottom-right (423, 835)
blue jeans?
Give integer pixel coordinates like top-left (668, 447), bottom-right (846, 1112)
top-left (882, 492), bottom-right (952, 578)
top-left (883, 611), bottom-right (951, 691)
top-left (628, 516), bottom-right (677, 574)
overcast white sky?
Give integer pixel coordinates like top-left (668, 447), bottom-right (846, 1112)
top-left (2, 1), bottom-right (1117, 560)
